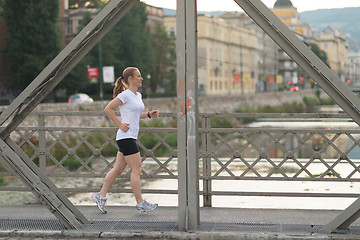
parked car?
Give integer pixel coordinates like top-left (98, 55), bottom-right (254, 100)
top-left (68, 93), bottom-right (94, 103)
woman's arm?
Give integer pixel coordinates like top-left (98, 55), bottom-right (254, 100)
top-left (140, 110), bottom-right (159, 119)
top-left (104, 98), bottom-right (129, 132)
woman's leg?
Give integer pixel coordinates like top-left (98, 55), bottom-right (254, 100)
top-left (99, 151), bottom-right (127, 197)
top-left (124, 152), bottom-right (143, 204)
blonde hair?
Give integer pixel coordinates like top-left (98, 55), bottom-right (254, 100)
top-left (113, 67), bottom-right (138, 98)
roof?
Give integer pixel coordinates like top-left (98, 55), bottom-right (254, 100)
top-left (273, 0), bottom-right (294, 8)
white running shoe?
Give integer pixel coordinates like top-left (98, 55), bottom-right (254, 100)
top-left (91, 192), bottom-right (107, 214)
top-left (136, 200), bottom-right (158, 213)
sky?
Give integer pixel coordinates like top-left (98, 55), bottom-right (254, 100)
top-left (141, 0), bottom-right (360, 13)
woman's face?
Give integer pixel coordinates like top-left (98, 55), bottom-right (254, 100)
top-left (129, 69), bottom-right (143, 88)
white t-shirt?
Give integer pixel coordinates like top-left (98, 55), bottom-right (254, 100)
top-left (116, 89), bottom-right (145, 140)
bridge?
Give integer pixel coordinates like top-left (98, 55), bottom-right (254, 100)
top-left (2, 0), bottom-right (360, 238)
top-left (2, 111), bottom-right (360, 238)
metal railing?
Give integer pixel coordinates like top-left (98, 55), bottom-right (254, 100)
top-left (1, 111), bottom-right (360, 207)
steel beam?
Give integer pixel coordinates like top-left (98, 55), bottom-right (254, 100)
top-left (0, 137), bottom-right (87, 229)
top-left (0, 0), bottom-right (138, 229)
top-left (233, 0), bottom-right (360, 233)
top-left (177, 0), bottom-right (200, 231)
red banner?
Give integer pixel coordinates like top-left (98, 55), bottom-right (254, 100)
top-left (233, 73), bottom-right (241, 83)
top-left (87, 68), bottom-right (99, 80)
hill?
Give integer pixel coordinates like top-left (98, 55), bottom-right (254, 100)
top-left (300, 7), bottom-right (360, 52)
top-left (163, 7), bottom-right (360, 52)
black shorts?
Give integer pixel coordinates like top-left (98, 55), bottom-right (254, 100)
top-left (116, 138), bottom-right (139, 156)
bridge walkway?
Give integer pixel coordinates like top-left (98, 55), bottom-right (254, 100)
top-left (1, 205), bottom-right (360, 239)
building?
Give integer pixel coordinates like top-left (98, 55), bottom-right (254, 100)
top-left (313, 27), bottom-right (349, 82)
top-left (145, 4), bottom-right (164, 34)
top-left (272, 0), bottom-right (312, 38)
top-left (348, 53), bottom-right (360, 86)
top-left (164, 14), bottom-right (258, 95)
top-left (271, 0), bottom-right (315, 89)
top-left (272, 0), bottom-right (349, 84)
top-left (64, 7), bottom-right (98, 44)
top-left (220, 12), bottom-right (280, 92)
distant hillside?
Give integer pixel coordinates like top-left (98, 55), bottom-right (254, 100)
top-left (300, 8), bottom-right (360, 52)
top-left (164, 7), bottom-right (360, 52)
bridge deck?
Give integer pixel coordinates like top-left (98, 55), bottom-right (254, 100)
top-left (1, 205), bottom-right (360, 238)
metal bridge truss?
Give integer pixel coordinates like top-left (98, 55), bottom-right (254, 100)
top-left (0, 0), bottom-right (360, 233)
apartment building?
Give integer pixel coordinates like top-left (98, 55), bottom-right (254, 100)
top-left (164, 14), bottom-right (258, 95)
top-left (145, 4), bottom-right (164, 34)
top-left (348, 52), bottom-right (360, 86)
top-left (220, 12), bottom-right (280, 92)
top-left (314, 27), bottom-right (349, 82)
top-left (273, 0), bottom-right (349, 84)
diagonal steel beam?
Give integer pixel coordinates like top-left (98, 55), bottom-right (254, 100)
top-left (233, 0), bottom-right (360, 233)
top-left (0, 0), bottom-right (138, 139)
top-left (0, 137), bottom-right (87, 229)
top-left (0, 0), bottom-right (138, 229)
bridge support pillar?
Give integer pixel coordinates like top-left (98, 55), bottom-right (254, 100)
top-left (176, 0), bottom-right (200, 232)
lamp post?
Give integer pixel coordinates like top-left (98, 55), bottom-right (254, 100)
top-left (98, 40), bottom-right (103, 100)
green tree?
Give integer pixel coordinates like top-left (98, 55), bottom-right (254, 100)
top-left (62, 2), bottom-right (155, 99)
top-left (59, 11), bottom-right (94, 95)
top-left (1, 0), bottom-right (62, 90)
top-left (311, 43), bottom-right (330, 68)
top-left (115, 2), bottom-right (154, 83)
top-left (149, 23), bottom-right (176, 95)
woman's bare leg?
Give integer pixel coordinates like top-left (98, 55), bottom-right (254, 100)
top-left (124, 152), bottom-right (143, 204)
top-left (99, 151), bottom-right (127, 197)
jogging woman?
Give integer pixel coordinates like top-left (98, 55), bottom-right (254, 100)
top-left (92, 67), bottom-right (159, 213)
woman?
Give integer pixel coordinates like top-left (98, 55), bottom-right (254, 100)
top-left (92, 67), bottom-right (159, 214)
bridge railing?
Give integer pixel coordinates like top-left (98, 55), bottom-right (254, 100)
top-left (1, 111), bottom-right (360, 207)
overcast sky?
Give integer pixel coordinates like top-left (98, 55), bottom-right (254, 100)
top-left (141, 0), bottom-right (360, 13)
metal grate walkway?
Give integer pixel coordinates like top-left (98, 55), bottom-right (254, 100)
top-left (2, 218), bottom-right (360, 236)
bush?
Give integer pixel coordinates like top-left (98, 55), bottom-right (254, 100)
top-left (303, 96), bottom-right (319, 112)
top-left (0, 177), bottom-right (6, 186)
top-left (139, 132), bottom-right (177, 157)
top-left (62, 157), bottom-right (93, 171)
top-left (210, 117), bottom-right (233, 128)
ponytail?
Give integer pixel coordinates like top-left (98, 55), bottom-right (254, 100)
top-left (113, 77), bottom-right (127, 98)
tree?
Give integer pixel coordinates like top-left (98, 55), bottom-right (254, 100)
top-left (114, 2), bottom-right (155, 83)
top-left (149, 23), bottom-right (176, 95)
top-left (62, 2), bottom-right (155, 99)
top-left (1, 0), bottom-right (62, 90)
top-left (311, 43), bottom-right (330, 68)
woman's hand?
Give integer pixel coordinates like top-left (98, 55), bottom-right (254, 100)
top-left (119, 122), bottom-right (130, 132)
top-left (149, 110), bottom-right (159, 118)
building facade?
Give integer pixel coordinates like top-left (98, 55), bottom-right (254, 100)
top-left (313, 27), bottom-right (349, 82)
top-left (145, 5), bottom-right (164, 34)
top-left (164, 14), bottom-right (258, 95)
top-left (272, 0), bottom-right (349, 84)
top-left (220, 12), bottom-right (280, 92)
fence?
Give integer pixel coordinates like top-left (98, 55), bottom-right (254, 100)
top-left (1, 111), bottom-right (360, 207)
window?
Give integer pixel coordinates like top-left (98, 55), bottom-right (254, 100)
top-left (67, 20), bottom-right (73, 35)
top-left (169, 27), bottom-right (175, 37)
